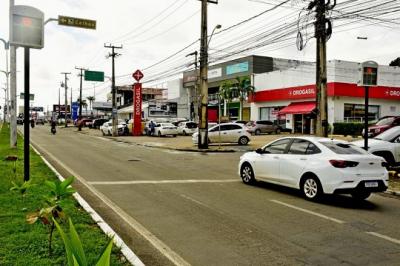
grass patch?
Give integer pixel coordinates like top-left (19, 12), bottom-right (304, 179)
top-left (0, 123), bottom-right (129, 265)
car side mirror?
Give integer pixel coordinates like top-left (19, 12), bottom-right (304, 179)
top-left (256, 148), bottom-right (263, 154)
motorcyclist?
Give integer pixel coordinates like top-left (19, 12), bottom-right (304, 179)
top-left (51, 119), bottom-right (57, 134)
top-left (30, 119), bottom-right (35, 128)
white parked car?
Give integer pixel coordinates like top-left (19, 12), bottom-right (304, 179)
top-left (353, 126), bottom-right (400, 166)
top-left (154, 123), bottom-right (178, 137)
top-left (238, 137), bottom-right (388, 201)
top-left (177, 121), bottom-right (198, 136)
top-left (100, 121), bottom-right (127, 136)
top-left (192, 123), bottom-right (251, 145)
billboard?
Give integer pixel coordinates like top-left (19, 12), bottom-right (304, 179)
top-left (148, 102), bottom-right (177, 117)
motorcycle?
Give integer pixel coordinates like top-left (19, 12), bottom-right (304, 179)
top-left (51, 127), bottom-right (56, 135)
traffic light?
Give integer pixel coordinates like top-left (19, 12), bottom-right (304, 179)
top-left (10, 5), bottom-right (44, 49)
top-left (358, 61), bottom-right (378, 87)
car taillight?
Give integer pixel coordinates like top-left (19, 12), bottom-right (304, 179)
top-left (381, 161), bottom-right (389, 168)
top-left (329, 160), bottom-right (359, 168)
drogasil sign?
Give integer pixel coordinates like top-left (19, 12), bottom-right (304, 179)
top-left (289, 88), bottom-right (315, 96)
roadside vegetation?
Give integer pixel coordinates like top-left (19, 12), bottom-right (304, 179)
top-left (0, 123), bottom-right (129, 265)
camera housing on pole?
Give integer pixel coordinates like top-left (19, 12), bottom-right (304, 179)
top-left (10, 5), bottom-right (44, 49)
top-left (358, 61), bottom-right (378, 151)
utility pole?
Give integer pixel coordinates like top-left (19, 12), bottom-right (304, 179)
top-left (75, 67), bottom-right (87, 130)
top-left (61, 72), bottom-right (71, 127)
top-left (186, 51), bottom-right (198, 122)
top-left (307, 0), bottom-right (334, 137)
top-left (104, 43), bottom-right (122, 137)
top-left (58, 85), bottom-right (61, 120)
top-left (70, 86), bottom-right (72, 119)
top-left (9, 0), bottom-right (17, 148)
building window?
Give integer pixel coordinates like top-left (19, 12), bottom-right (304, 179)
top-left (343, 103), bottom-right (380, 122)
top-left (259, 107), bottom-right (284, 121)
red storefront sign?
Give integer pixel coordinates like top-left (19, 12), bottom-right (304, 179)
top-left (251, 82), bottom-right (400, 102)
top-left (133, 83), bottom-right (142, 136)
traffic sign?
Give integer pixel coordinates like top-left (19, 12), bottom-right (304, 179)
top-left (20, 93), bottom-right (34, 100)
top-left (84, 70), bottom-right (104, 82)
top-left (58, 15), bottom-right (96, 30)
top-left (132, 70), bottom-right (144, 82)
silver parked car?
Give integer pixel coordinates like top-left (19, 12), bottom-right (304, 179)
top-left (246, 120), bottom-right (281, 135)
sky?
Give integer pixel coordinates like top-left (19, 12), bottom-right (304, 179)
top-left (0, 0), bottom-right (399, 112)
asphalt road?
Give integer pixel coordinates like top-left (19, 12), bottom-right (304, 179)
top-left (29, 125), bottom-right (400, 266)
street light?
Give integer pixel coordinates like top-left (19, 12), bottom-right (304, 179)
top-left (208, 24), bottom-right (222, 46)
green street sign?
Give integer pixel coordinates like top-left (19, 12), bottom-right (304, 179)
top-left (20, 93), bottom-right (34, 100)
top-left (58, 15), bottom-right (96, 30)
top-left (84, 70), bottom-right (104, 82)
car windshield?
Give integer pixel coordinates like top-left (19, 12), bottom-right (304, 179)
top-left (161, 123), bottom-right (174, 127)
top-left (375, 117), bottom-right (395, 126)
top-left (186, 122), bottom-right (197, 128)
top-left (319, 141), bottom-right (368, 154)
top-left (374, 126), bottom-right (400, 141)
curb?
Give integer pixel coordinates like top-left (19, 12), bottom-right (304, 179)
top-left (384, 189), bottom-right (400, 197)
top-left (30, 144), bottom-right (145, 266)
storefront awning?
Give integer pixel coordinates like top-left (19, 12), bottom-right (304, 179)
top-left (278, 101), bottom-right (316, 115)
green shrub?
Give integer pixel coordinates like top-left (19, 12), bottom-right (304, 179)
top-left (333, 122), bottom-right (364, 136)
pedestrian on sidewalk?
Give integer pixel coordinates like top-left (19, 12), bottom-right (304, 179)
top-left (149, 120), bottom-right (155, 136)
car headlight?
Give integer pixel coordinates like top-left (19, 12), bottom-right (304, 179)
top-left (375, 128), bottom-right (380, 133)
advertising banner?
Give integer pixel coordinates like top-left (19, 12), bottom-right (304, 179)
top-left (133, 83), bottom-right (142, 136)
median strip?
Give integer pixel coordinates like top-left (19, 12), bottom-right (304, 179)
top-left (89, 179), bottom-right (239, 185)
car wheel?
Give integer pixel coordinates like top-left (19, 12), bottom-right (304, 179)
top-left (238, 136), bottom-right (249, 145)
top-left (183, 130), bottom-right (187, 136)
top-left (275, 128), bottom-right (281, 134)
top-left (301, 175), bottom-right (323, 200)
top-left (351, 191), bottom-right (371, 200)
top-left (255, 129), bottom-right (261, 135)
top-left (158, 131), bottom-right (162, 137)
top-left (240, 163), bottom-right (255, 184)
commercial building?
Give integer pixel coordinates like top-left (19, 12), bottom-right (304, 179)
top-left (182, 55), bottom-right (310, 121)
top-left (251, 60), bottom-right (400, 133)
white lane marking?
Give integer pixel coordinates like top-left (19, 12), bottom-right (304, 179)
top-left (366, 232), bottom-right (400, 245)
top-left (30, 139), bottom-right (191, 266)
top-left (270, 200), bottom-right (345, 224)
top-left (89, 179), bottom-right (239, 185)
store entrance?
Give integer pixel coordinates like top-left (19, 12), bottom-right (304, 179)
top-left (294, 114), bottom-right (311, 134)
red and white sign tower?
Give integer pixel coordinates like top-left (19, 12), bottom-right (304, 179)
top-left (132, 70), bottom-right (143, 136)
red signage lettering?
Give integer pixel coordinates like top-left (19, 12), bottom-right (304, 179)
top-left (133, 83), bottom-right (142, 136)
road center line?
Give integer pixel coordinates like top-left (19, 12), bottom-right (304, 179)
top-left (89, 179), bottom-right (239, 185)
top-left (270, 200), bottom-right (345, 224)
top-left (366, 232), bottom-right (400, 245)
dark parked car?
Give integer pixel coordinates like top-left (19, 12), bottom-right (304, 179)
top-left (364, 116), bottom-right (400, 137)
top-left (91, 118), bottom-right (108, 129)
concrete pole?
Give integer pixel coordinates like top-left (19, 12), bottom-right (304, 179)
top-left (9, 0), bottom-right (17, 148)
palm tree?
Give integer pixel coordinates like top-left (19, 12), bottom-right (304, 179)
top-left (219, 80), bottom-right (235, 121)
top-left (86, 96), bottom-right (95, 113)
top-left (235, 76), bottom-right (255, 121)
top-left (77, 98), bottom-right (88, 116)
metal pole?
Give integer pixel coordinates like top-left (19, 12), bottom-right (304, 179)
top-left (9, 0), bottom-right (17, 148)
top-left (61, 72), bottom-right (71, 127)
top-left (198, 0), bottom-right (209, 149)
top-left (23, 47), bottom-right (30, 181)
top-left (364, 86), bottom-right (369, 150)
top-left (104, 44), bottom-right (122, 137)
top-left (218, 93), bottom-right (221, 149)
top-left (58, 86), bottom-right (61, 119)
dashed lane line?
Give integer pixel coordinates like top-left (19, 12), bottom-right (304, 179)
top-left (270, 199), bottom-right (346, 224)
top-left (89, 179), bottom-right (239, 185)
top-left (366, 232), bottom-right (400, 245)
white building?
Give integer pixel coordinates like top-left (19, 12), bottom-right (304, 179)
top-left (252, 60), bottom-right (400, 133)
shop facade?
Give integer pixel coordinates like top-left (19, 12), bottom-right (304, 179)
top-left (251, 60), bottom-right (400, 133)
top-left (182, 55), bottom-right (310, 122)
